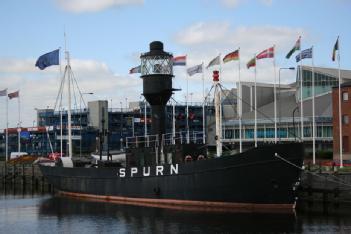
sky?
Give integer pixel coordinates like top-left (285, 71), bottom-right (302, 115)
top-left (0, 0), bottom-right (350, 128)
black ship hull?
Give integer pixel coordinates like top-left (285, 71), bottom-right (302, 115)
top-left (40, 143), bottom-right (304, 211)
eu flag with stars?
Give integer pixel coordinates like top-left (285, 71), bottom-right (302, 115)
top-left (35, 49), bottom-right (59, 70)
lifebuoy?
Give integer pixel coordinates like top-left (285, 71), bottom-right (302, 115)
top-left (185, 155), bottom-right (192, 162)
top-left (197, 155), bottom-right (205, 160)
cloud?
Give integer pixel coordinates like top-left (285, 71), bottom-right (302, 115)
top-left (174, 22), bottom-right (231, 45)
top-left (0, 58), bottom-right (142, 128)
top-left (174, 22), bottom-right (305, 64)
top-left (220, 0), bottom-right (242, 8)
top-left (56, 0), bottom-right (144, 13)
top-left (260, 0), bottom-right (273, 6)
top-left (0, 58), bottom-right (38, 73)
top-left (218, 0), bottom-right (273, 8)
top-left (172, 22), bottom-right (304, 102)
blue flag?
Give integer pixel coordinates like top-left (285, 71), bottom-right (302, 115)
top-left (35, 49), bottom-right (59, 70)
top-left (295, 47), bottom-right (312, 62)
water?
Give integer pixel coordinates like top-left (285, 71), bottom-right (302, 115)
top-left (1, 186), bottom-right (351, 233)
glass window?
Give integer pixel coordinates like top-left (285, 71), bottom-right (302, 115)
top-left (304, 127), bottom-right (311, 137)
top-left (343, 92), bottom-right (349, 101)
top-left (343, 115), bottom-right (349, 125)
top-left (322, 126), bottom-right (332, 137)
top-left (234, 129), bottom-right (239, 139)
top-left (225, 129), bottom-right (233, 139)
top-left (288, 127), bottom-right (299, 138)
top-left (265, 128), bottom-right (274, 138)
top-left (245, 129), bottom-right (254, 139)
top-left (317, 126), bottom-right (323, 137)
top-left (278, 128), bottom-right (287, 138)
top-left (257, 129), bottom-right (265, 138)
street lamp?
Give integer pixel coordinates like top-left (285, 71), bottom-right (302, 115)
top-left (278, 67), bottom-right (295, 141)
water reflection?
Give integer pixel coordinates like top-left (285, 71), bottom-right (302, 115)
top-left (39, 196), bottom-right (300, 233)
top-left (2, 184), bottom-right (351, 233)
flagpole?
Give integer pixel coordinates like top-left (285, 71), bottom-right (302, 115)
top-left (202, 62), bottom-right (206, 144)
top-left (337, 37), bottom-right (343, 168)
top-left (186, 66), bottom-right (190, 144)
top-left (218, 54), bottom-right (224, 140)
top-left (312, 46), bottom-right (316, 165)
top-left (254, 54), bottom-right (257, 148)
top-left (18, 92), bottom-right (21, 153)
top-left (6, 92), bottom-right (8, 161)
top-left (273, 45), bottom-right (277, 144)
top-left (300, 41), bottom-right (304, 142)
top-left (238, 48), bottom-right (242, 153)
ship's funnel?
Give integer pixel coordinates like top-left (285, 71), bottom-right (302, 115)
top-left (140, 41), bottom-right (176, 145)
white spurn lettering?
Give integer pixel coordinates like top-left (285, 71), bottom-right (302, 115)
top-left (156, 166), bottom-right (164, 175)
top-left (117, 164), bottom-right (179, 178)
top-left (119, 168), bottom-right (125, 177)
top-left (170, 164), bottom-right (178, 175)
top-left (131, 167), bottom-right (138, 177)
top-left (143, 167), bottom-right (150, 176)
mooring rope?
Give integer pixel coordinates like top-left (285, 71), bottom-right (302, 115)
top-left (274, 153), bottom-right (351, 189)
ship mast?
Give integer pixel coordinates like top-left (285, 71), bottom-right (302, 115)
top-left (65, 50), bottom-right (73, 158)
top-left (213, 70), bottom-right (222, 157)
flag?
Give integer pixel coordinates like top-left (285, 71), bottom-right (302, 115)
top-left (206, 55), bottom-right (220, 68)
top-left (256, 47), bottom-right (274, 60)
top-left (8, 90), bottom-right (19, 99)
top-left (187, 64), bottom-right (203, 76)
top-left (35, 49), bottom-right (60, 70)
top-left (172, 55), bottom-right (186, 66)
top-left (246, 57), bottom-right (256, 69)
top-left (0, 88), bottom-right (7, 96)
top-left (295, 47), bottom-right (312, 62)
top-left (129, 65), bottom-right (141, 74)
top-left (286, 36), bottom-right (301, 59)
top-left (332, 37), bottom-right (339, 61)
top-left (223, 50), bottom-right (239, 63)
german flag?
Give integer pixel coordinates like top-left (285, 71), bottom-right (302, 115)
top-left (223, 50), bottom-right (239, 63)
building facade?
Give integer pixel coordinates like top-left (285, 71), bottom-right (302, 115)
top-left (207, 66), bottom-right (351, 157)
top-left (332, 82), bottom-right (351, 160)
top-left (0, 101), bottom-right (205, 158)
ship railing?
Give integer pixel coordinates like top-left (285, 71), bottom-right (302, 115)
top-left (162, 131), bottom-right (204, 145)
top-left (126, 134), bottom-right (159, 149)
